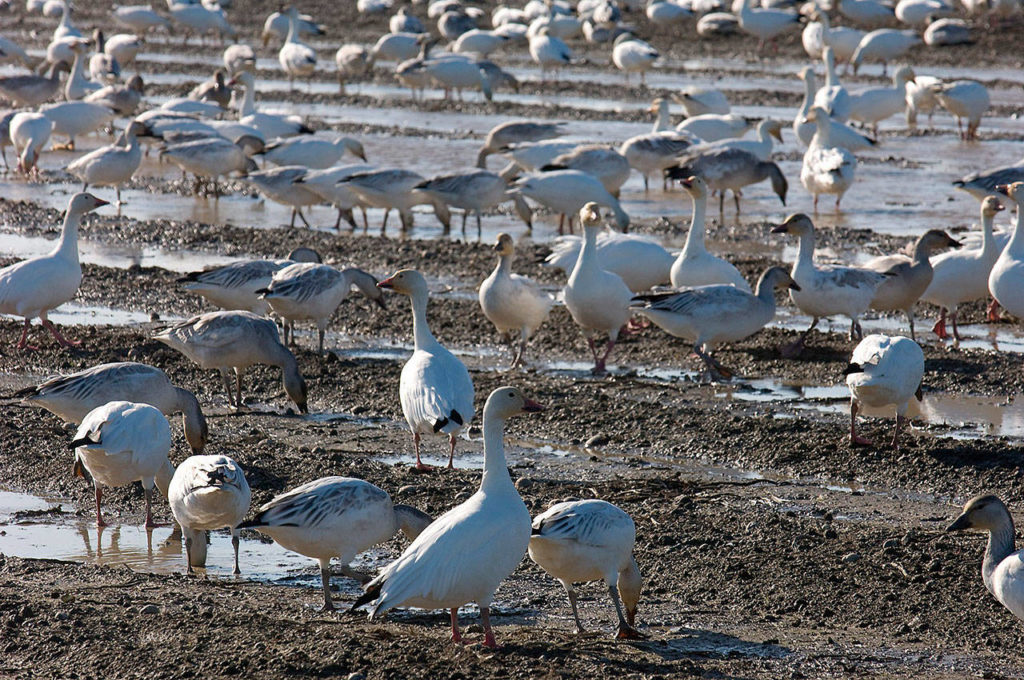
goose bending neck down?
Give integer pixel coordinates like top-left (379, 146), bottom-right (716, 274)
top-left (843, 333), bottom-right (924, 449)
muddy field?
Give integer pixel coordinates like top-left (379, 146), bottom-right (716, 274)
top-left (3, 0), bottom-right (1024, 678)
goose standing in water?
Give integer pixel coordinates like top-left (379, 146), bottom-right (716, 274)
top-left (800, 107), bottom-right (857, 211)
top-left (257, 135), bottom-right (367, 169)
top-left (238, 477), bottom-right (433, 611)
top-left (529, 500), bottom-right (644, 638)
top-left (352, 386), bottom-right (543, 648)
top-left (947, 495), bottom-right (1024, 624)
top-left (931, 80), bottom-right (990, 141)
top-left (771, 213), bottom-right (889, 355)
top-left (844, 334), bottom-right (924, 449)
top-left (169, 454), bottom-right (251, 574)
top-left (479, 233), bottom-right (554, 368)
top-left (67, 120), bottom-right (144, 204)
top-left (619, 128), bottom-right (696, 192)
top-left (18, 362), bottom-right (208, 454)
top-left (0, 193), bottom-right (108, 349)
top-left (564, 203), bottom-right (634, 375)
top-left (178, 249), bottom-right (322, 315)
top-left (71, 401), bottom-right (174, 528)
top-left (377, 269), bottom-right (475, 471)
top-left (923, 196), bottom-right (1005, 340)
top-left (667, 148), bottom-right (788, 214)
top-left (476, 120), bottom-right (567, 169)
top-left (258, 263), bottom-right (385, 355)
top-left (9, 112), bottom-right (53, 176)
top-left (153, 311), bottom-right (309, 413)
top-left (632, 267), bottom-right (799, 380)
top-left (514, 169), bottom-right (631, 234)
top-left (864, 229), bottom-right (961, 340)
top-left (988, 183), bottom-right (1024, 322)
top-left (670, 175), bottom-right (750, 291)
top-left (414, 170), bottom-right (531, 237)
top-left (794, 67), bottom-right (876, 150)
top-left (954, 161), bottom-right (1024, 201)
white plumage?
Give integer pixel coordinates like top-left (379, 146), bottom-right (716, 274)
top-left (378, 269), bottom-right (475, 470)
top-left (801, 107), bottom-right (858, 211)
top-left (278, 6), bottom-right (317, 89)
top-left (850, 29), bottom-right (921, 75)
top-left (813, 47), bottom-right (851, 123)
top-left (844, 334), bottom-right (924, 448)
top-left (67, 120), bottom-right (143, 204)
top-left (9, 112), bottom-right (53, 175)
top-left (612, 35), bottom-right (659, 83)
top-left (515, 169), bottom-right (630, 233)
top-left (40, 101), bottom-right (115, 150)
top-left (529, 499), bottom-right (643, 638)
top-left (735, 0), bottom-right (800, 48)
top-left (848, 66), bottom-right (917, 135)
top-left (676, 113), bottom-right (752, 142)
top-left (988, 183), bottom-right (1024, 320)
top-left (795, 68), bottom-right (875, 150)
top-left (338, 168), bottom-right (430, 233)
top-left (169, 454), bottom-right (251, 573)
top-left (544, 231), bottom-right (674, 293)
top-left (179, 251), bottom-right (321, 315)
top-left (231, 71), bottom-right (313, 139)
top-left (931, 80), bottom-right (990, 141)
top-left (670, 175), bottom-right (749, 291)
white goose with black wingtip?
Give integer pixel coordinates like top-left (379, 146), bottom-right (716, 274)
top-left (843, 333), bottom-right (924, 450)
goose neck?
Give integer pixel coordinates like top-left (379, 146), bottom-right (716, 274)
top-left (480, 412), bottom-right (513, 492)
top-left (285, 12), bottom-right (299, 44)
top-left (981, 212), bottom-right (996, 257)
top-left (680, 193), bottom-right (707, 257)
top-left (911, 237), bottom-right (933, 264)
top-left (1006, 203), bottom-right (1024, 256)
top-left (799, 74), bottom-right (815, 117)
top-left (654, 102), bottom-right (672, 132)
top-left (55, 208), bottom-right (83, 260)
top-left (983, 514), bottom-right (1017, 593)
top-left (495, 253), bottom-right (512, 277)
top-left (238, 77), bottom-right (255, 116)
top-left (755, 274), bottom-right (778, 303)
top-left (825, 55), bottom-right (838, 88)
top-left (796, 229), bottom-right (816, 268)
top-left (409, 288), bottom-right (438, 351)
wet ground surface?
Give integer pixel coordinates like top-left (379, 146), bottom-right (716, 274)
top-left (3, 1), bottom-right (1024, 678)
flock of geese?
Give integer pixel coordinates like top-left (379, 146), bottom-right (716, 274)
top-left (3, 0), bottom-right (1024, 649)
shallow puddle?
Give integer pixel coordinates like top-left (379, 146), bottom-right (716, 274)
top-left (2, 303), bottom-right (157, 328)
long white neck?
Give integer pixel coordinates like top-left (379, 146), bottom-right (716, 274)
top-left (495, 253), bottom-right (512, 279)
top-left (68, 49), bottom-right (86, 86)
top-left (1006, 201), bottom-right (1024, 257)
top-left (755, 274), bottom-right (779, 305)
top-left (480, 411), bottom-right (513, 492)
top-left (795, 229), bottom-right (816, 271)
top-left (653, 101), bottom-right (672, 133)
top-left (812, 115), bottom-right (833, 147)
top-left (825, 53), bottom-right (838, 88)
top-left (799, 73), bottom-right (816, 119)
top-left (981, 211), bottom-right (997, 258)
top-left (680, 191), bottom-right (708, 258)
top-left (238, 76), bottom-right (255, 116)
top-left (54, 208), bottom-right (83, 261)
top-left (819, 11), bottom-right (832, 30)
top-left (285, 12), bottom-right (299, 44)
top-left (573, 225), bottom-right (600, 278)
top-left (983, 512), bottom-right (1017, 594)
top-left (409, 287), bottom-right (438, 351)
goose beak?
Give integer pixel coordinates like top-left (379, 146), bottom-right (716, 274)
top-left (94, 198), bottom-right (110, 209)
top-left (789, 281), bottom-right (801, 292)
top-left (493, 241), bottom-right (503, 252)
top-left (769, 224), bottom-right (787, 233)
top-left (946, 513), bottom-right (972, 532)
top-left (377, 277), bottom-right (394, 290)
top-left (995, 184), bottom-right (1010, 196)
top-left (680, 176), bottom-right (694, 189)
top-left (521, 398), bottom-right (545, 413)
top-left (842, 362), bottom-right (864, 376)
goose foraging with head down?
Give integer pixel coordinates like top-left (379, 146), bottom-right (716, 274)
top-left (178, 249), bottom-right (322, 316)
top-left (667, 148), bottom-right (788, 214)
top-left (238, 477), bottom-right (432, 611)
top-left (378, 269), bottom-right (475, 471)
top-left (529, 500), bottom-right (644, 638)
top-left (843, 334), bottom-right (924, 449)
top-left (351, 386), bottom-right (542, 648)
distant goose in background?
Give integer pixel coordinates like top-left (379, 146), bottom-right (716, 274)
top-left (70, 401), bottom-right (174, 528)
top-left (676, 113), bottom-right (752, 142)
top-left (632, 266), bottom-right (799, 379)
top-left (258, 262), bottom-right (384, 355)
top-left (904, 73), bottom-right (942, 130)
top-left (178, 249), bottom-right (323, 315)
top-left (800, 107), bottom-right (857, 211)
top-left (477, 120), bottom-right (567, 169)
top-left (113, 5), bottom-right (171, 35)
top-left (243, 166), bottom-right (324, 228)
top-left (848, 66), bottom-right (917, 135)
top-left (667, 148), bottom-right (788, 214)
top-left (670, 175), bottom-right (750, 291)
top-left (931, 80), bottom-right (990, 141)
top-left (189, 68), bottom-right (232, 108)
top-left (377, 269), bottom-right (475, 471)
top-left (67, 120), bottom-right (144, 204)
top-left (257, 135), bottom-right (367, 169)
top-left (543, 145), bottom-right (631, 197)
top-left (0, 193), bottom-right (108, 349)
top-left (351, 386), bottom-right (542, 648)
top-left (261, 9), bottom-right (325, 47)
top-left (673, 88), bottom-right (730, 117)
top-left (529, 27), bottom-right (572, 80)
top-left (40, 101), bottom-right (116, 151)
top-left (693, 118), bottom-right (784, 162)
top-left (160, 136), bottom-right (259, 198)
top-left (167, 1), bottom-right (237, 45)
top-left (18, 361), bottom-right (208, 453)
top-left (954, 160), bottom-right (1024, 201)
top-left (923, 17), bottom-right (970, 46)
top-left (231, 71), bottom-right (314, 139)
top-left (169, 454), bottom-right (250, 574)
top-left (278, 6), bottom-right (318, 89)
top-left (337, 168), bottom-right (431, 233)
top-left (813, 47), bottom-right (851, 123)
top-left (611, 34), bottom-right (659, 84)
top-left (896, 0), bottom-right (955, 24)
top-left (88, 30), bottom-right (121, 85)
top-left (103, 32), bottom-right (142, 70)
top-left (514, 169), bottom-right (631, 234)
top-left (0, 62), bottom-right (67, 108)
top-left (529, 500), bottom-right (644, 638)
top-left (153, 311), bottom-right (309, 413)
top-left (336, 44), bottom-right (371, 93)
top-left (850, 29), bottom-right (921, 76)
top-left (85, 74), bottom-right (146, 117)
top-left (295, 164), bottom-right (374, 230)
top-left (239, 477), bottom-right (433, 611)
top-left (619, 130), bottom-right (696, 192)
top-left (479, 233), bottom-right (554, 368)
top-left (697, 12), bottom-right (740, 36)
top-left (735, 0), bottom-right (801, 51)
top-left (64, 39), bottom-right (101, 101)
top-left (414, 170), bottom-right (530, 236)
top-left (836, 0), bottom-right (896, 26)
top-left (946, 495), bottom-right (1024, 624)
top-left (390, 7), bottom-right (425, 33)
top-left (844, 334), bottom-right (924, 449)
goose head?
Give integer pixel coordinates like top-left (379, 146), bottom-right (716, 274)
top-left (804, 106), bottom-right (826, 124)
top-left (893, 65), bottom-right (916, 86)
top-left (579, 201), bottom-right (603, 229)
top-left (283, 367), bottom-right (308, 414)
top-left (760, 265), bottom-right (801, 292)
top-left (338, 136), bottom-right (367, 161)
top-left (483, 385), bottom-right (544, 422)
top-left (377, 268), bottom-right (428, 297)
top-left (981, 195), bottom-right (1005, 218)
top-left (770, 213), bottom-right (814, 237)
top-left (678, 174), bottom-right (707, 199)
top-left (995, 182), bottom-right (1024, 205)
top-left (185, 416), bottom-right (209, 454)
top-left (916, 229), bottom-right (961, 254)
top-left (127, 74), bottom-right (145, 93)
top-left (647, 96), bottom-right (666, 115)
top-left (493, 232), bottom-right (515, 256)
top-left (763, 118), bottom-right (784, 142)
top-left (68, 192), bottom-right (109, 216)
top-left (947, 494), bottom-right (1011, 533)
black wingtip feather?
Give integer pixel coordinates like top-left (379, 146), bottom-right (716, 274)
top-left (69, 435), bottom-right (99, 450)
top-left (432, 417), bottom-right (449, 433)
top-left (449, 409), bottom-right (463, 426)
top-left (350, 581), bottom-right (383, 613)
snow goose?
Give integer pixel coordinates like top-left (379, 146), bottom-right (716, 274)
top-left (836, 0), bottom-right (896, 25)
top-left (633, 266), bottom-right (799, 379)
top-left (338, 168), bottom-right (431, 233)
top-left (692, 119), bottom-right (784, 162)
top-left (52, 1), bottom-right (81, 41)
top-left (544, 145), bottom-right (631, 197)
top-left (438, 10), bottom-right (477, 40)
top-left (843, 334), bottom-right (924, 448)
top-left (814, 10), bottom-right (866, 64)
top-left (223, 43), bottom-right (256, 76)
top-left (0, 62), bottom-right (66, 108)
top-left (67, 120), bottom-right (143, 204)
top-left (9, 112), bottom-right (53, 176)
top-left (931, 80), bottom-right (989, 141)
top-left (813, 47), bottom-right (851, 123)
top-left (0, 193), bottom-right (107, 349)
top-left (648, 0), bottom-right (693, 23)
top-left (850, 29), bottom-right (921, 76)
top-left (529, 500), bottom-right (643, 638)
top-left (20, 361), bottom-right (208, 453)
top-left (954, 160), bottom-right (1024, 201)
top-left (161, 136), bottom-right (258, 197)
top-left (800, 106), bottom-right (857, 211)
top-left (904, 73), bottom-right (941, 130)
top-left (88, 31), bottom-right (120, 86)
top-left (257, 135), bottom-right (367, 170)
top-left (189, 68), bottom-right (232, 108)
top-left (923, 17), bottom-right (970, 46)
top-left (922, 196), bottom-right (1004, 340)
top-left (421, 54), bottom-right (493, 102)
top-left (377, 269), bottom-right (475, 470)
top-left (673, 88), bottom-right (730, 117)
top-left (231, 71), bottom-right (313, 139)
top-left (40, 101), bottom-right (115, 151)
top-left (257, 263), bottom-right (384, 355)
top-left (802, 9), bottom-right (826, 59)
top-left (371, 32), bottom-right (426, 62)
top-left (169, 454), bottom-right (250, 573)
top-left (351, 386), bottom-right (541, 647)
top-left (261, 9), bottom-right (324, 47)
top-left (864, 229), bottom-right (961, 339)
top-left (453, 29), bottom-right (509, 57)
top-left (279, 6), bottom-right (317, 90)
top-left (611, 34), bottom-right (659, 84)
top-left (84, 75), bottom-right (145, 116)
top-left (414, 170), bottom-right (529, 236)
top-left (71, 401), bottom-right (174, 527)
top-left (390, 7), bottom-right (425, 33)
top-left (480, 233), bottom-right (554, 367)
top-left (153, 310), bottom-right (309, 413)
top-left (676, 113), bottom-right (752, 142)
top-left (239, 477), bottom-right (432, 610)
top-left (0, 36), bottom-right (34, 70)
top-left (988, 182), bottom-right (1024, 321)
top-left (528, 27), bottom-right (572, 81)
top-left (670, 175), bottom-right (750, 291)
top-left (335, 44), bottom-right (371, 93)
top-left (167, 1), bottom-right (236, 45)
top-left (243, 166), bottom-right (322, 228)
top-left (620, 131), bottom-right (697, 192)
top-left (771, 213), bottom-right (889, 353)
top-left (696, 12), bottom-right (740, 36)
top-left (514, 169), bottom-right (631, 234)
top-left (848, 66), bottom-right (916, 135)
top-left (114, 5), bottom-right (170, 35)
top-left (499, 140), bottom-right (577, 176)
top-left (103, 32), bottom-right (142, 70)
top-left (667, 147), bottom-right (788, 214)
top-left (295, 164), bottom-right (374, 229)
top-left (895, 0), bottom-right (954, 24)
top-left (736, 0), bottom-right (801, 49)
top-left (64, 39), bottom-right (101, 101)
top-left (543, 231), bottom-right (673, 293)
top-left (179, 252), bottom-right (322, 314)
top-left (563, 203), bottom-right (634, 374)
top-left (476, 120), bottom-right (566, 169)
top-left (946, 495), bottom-right (1024, 624)
top-left (0, 112), bottom-right (16, 170)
